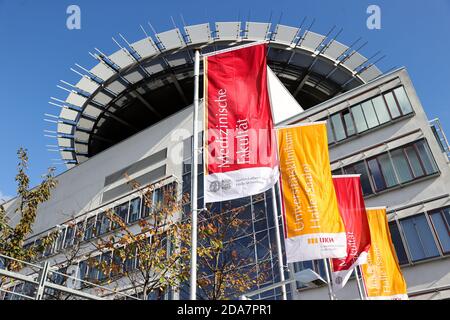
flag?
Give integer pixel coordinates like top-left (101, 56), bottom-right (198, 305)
top-left (331, 175), bottom-right (371, 291)
top-left (277, 122), bottom-right (347, 262)
top-left (203, 43), bottom-right (278, 203)
top-left (361, 207), bottom-right (408, 300)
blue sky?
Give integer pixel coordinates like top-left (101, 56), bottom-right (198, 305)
top-left (0, 0), bottom-right (449, 199)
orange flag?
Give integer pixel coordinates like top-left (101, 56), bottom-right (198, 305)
top-left (277, 122), bottom-right (347, 262)
top-left (361, 207), bottom-right (408, 300)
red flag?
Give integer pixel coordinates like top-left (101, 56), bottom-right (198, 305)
top-left (331, 175), bottom-right (371, 291)
top-left (204, 43), bottom-right (278, 203)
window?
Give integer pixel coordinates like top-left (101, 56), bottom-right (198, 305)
top-left (330, 113), bottom-right (346, 141)
top-left (98, 252), bottom-right (112, 281)
top-left (388, 221), bottom-right (409, 265)
top-left (326, 119), bottom-right (335, 144)
top-left (74, 220), bottom-right (85, 245)
top-left (377, 154), bottom-right (397, 188)
top-left (429, 208), bottom-right (450, 254)
top-left (400, 214), bottom-right (440, 261)
top-left (351, 104), bottom-right (368, 133)
top-left (117, 202), bottom-right (129, 222)
top-left (371, 96), bottom-right (390, 124)
top-left (415, 140), bottom-right (438, 175)
top-left (55, 229), bottom-right (65, 252)
top-left (96, 212), bottom-right (111, 235)
top-left (63, 225), bottom-right (75, 249)
top-left (84, 216), bottom-right (96, 241)
top-left (390, 149), bottom-right (413, 183)
top-left (78, 260), bottom-right (88, 281)
top-left (128, 197), bottom-right (141, 223)
top-left (342, 110), bottom-right (356, 137)
top-left (344, 162), bottom-right (373, 196)
top-left (361, 100), bottom-right (379, 129)
top-left (393, 87), bottom-right (413, 115)
top-left (383, 92), bottom-right (401, 118)
top-left (367, 158), bottom-right (387, 191)
top-left (87, 256), bottom-right (100, 281)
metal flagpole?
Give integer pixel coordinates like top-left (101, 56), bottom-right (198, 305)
top-left (271, 185), bottom-right (287, 300)
top-left (354, 267), bottom-right (365, 300)
top-left (323, 258), bottom-right (335, 300)
top-left (189, 49), bottom-right (200, 300)
top-left (357, 265), bottom-right (368, 299)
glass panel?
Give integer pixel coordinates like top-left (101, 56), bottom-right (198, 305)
top-left (331, 113), bottom-right (346, 141)
top-left (113, 202), bottom-right (129, 228)
top-left (389, 222), bottom-right (409, 265)
top-left (405, 146), bottom-right (425, 178)
top-left (391, 149), bottom-right (413, 183)
top-left (430, 209), bottom-right (450, 254)
top-left (84, 216), bottom-right (96, 240)
top-left (345, 162), bottom-right (373, 195)
top-left (367, 158), bottom-right (386, 191)
top-left (372, 96), bottom-right (391, 124)
top-left (393, 87), bottom-right (413, 115)
top-left (401, 215), bottom-right (440, 261)
top-left (79, 261), bottom-right (88, 280)
top-left (361, 100), bottom-right (379, 128)
top-left (63, 226), bottom-right (75, 248)
top-left (97, 212), bottom-right (111, 235)
top-left (342, 110), bottom-right (356, 136)
top-left (384, 92), bottom-right (401, 118)
top-left (128, 197), bottom-right (141, 223)
top-left (326, 118), bottom-right (335, 144)
top-left (378, 154), bottom-right (397, 187)
top-left (99, 252), bottom-right (111, 281)
top-left (87, 256), bottom-right (100, 281)
top-left (351, 104), bottom-right (368, 133)
top-left (415, 140), bottom-right (438, 175)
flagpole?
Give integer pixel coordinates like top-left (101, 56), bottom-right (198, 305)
top-left (189, 49), bottom-right (200, 300)
top-left (354, 267), bottom-right (365, 300)
top-left (357, 265), bottom-right (368, 299)
top-left (271, 185), bottom-right (287, 300)
top-left (323, 258), bottom-right (335, 300)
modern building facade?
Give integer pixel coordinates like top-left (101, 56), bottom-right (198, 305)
top-left (1, 21), bottom-right (449, 300)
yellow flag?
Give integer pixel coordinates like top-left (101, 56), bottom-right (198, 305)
top-left (362, 207), bottom-right (408, 300)
top-left (277, 122), bottom-right (347, 262)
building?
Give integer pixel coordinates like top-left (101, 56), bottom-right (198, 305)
top-left (1, 21), bottom-right (449, 300)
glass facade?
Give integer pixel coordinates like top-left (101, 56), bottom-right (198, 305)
top-left (180, 136), bottom-right (290, 300)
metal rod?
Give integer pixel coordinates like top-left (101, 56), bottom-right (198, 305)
top-left (271, 186), bottom-right (287, 300)
top-left (323, 258), bottom-right (335, 300)
top-left (354, 267), bottom-right (365, 300)
top-left (189, 49), bottom-right (201, 300)
top-left (358, 265), bottom-right (368, 298)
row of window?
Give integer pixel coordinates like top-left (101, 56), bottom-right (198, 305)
top-left (24, 183), bottom-right (175, 260)
top-left (333, 139), bottom-right (438, 196)
top-left (326, 86), bottom-right (414, 144)
top-left (389, 207), bottom-right (450, 264)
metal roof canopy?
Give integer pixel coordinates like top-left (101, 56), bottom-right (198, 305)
top-left (47, 20), bottom-right (384, 167)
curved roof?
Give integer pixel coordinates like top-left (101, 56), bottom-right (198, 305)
top-left (47, 21), bottom-right (383, 168)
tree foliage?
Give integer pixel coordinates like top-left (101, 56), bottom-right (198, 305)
top-left (0, 148), bottom-right (58, 270)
